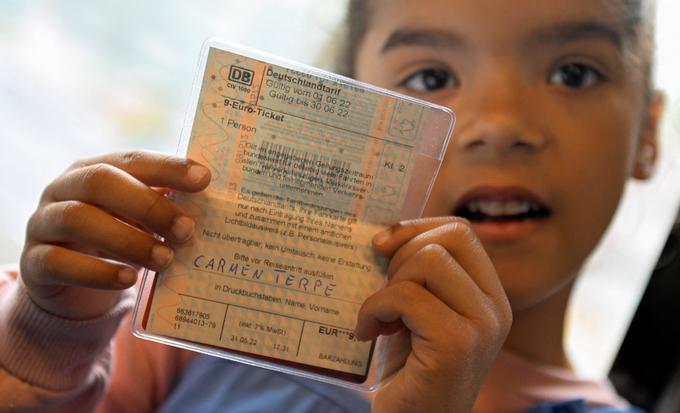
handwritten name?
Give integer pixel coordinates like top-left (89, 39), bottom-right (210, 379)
top-left (193, 254), bottom-right (337, 297)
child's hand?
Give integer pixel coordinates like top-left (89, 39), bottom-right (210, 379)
top-left (19, 152), bottom-right (211, 320)
top-left (357, 217), bottom-right (512, 413)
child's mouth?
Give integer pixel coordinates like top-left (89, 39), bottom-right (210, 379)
top-left (454, 198), bottom-right (551, 223)
top-left (453, 187), bottom-right (551, 241)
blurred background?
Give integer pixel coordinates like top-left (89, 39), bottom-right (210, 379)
top-left (1, 0), bottom-right (678, 384)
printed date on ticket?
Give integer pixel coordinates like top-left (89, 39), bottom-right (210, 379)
top-left (140, 42), bottom-right (454, 384)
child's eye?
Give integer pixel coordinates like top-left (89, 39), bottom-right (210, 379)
top-left (548, 63), bottom-right (604, 89)
top-left (400, 68), bottom-right (459, 92)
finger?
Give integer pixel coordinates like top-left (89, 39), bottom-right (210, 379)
top-left (22, 243), bottom-right (138, 290)
top-left (65, 151), bottom-right (211, 193)
top-left (44, 163), bottom-right (196, 244)
top-left (355, 280), bottom-right (462, 342)
top-left (373, 216), bottom-right (464, 256)
top-left (387, 222), bottom-right (501, 299)
top-left (28, 201), bottom-right (174, 272)
top-left (388, 244), bottom-right (491, 320)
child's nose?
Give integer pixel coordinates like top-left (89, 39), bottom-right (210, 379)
top-left (453, 77), bottom-right (547, 157)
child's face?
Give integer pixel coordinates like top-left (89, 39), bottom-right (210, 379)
top-left (355, 0), bottom-right (658, 311)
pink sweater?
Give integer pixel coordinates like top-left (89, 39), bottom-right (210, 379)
top-left (0, 268), bottom-right (195, 412)
top-left (0, 267), bottom-right (631, 413)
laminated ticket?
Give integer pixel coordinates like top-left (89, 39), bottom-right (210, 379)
top-left (134, 40), bottom-right (454, 388)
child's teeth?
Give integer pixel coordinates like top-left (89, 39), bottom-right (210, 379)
top-left (504, 200), bottom-right (530, 215)
top-left (474, 200), bottom-right (532, 217)
top-left (479, 200), bottom-right (505, 216)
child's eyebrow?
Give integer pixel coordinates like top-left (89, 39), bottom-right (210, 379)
top-left (528, 20), bottom-right (623, 50)
top-left (379, 21), bottom-right (624, 55)
top-left (380, 28), bottom-right (465, 54)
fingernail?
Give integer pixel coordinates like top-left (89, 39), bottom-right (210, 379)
top-left (172, 216), bottom-right (195, 241)
top-left (373, 228), bottom-right (392, 246)
top-left (187, 165), bottom-right (209, 184)
top-left (117, 268), bottom-right (137, 285)
top-left (151, 245), bottom-right (174, 268)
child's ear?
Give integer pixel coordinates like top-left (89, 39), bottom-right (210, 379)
top-left (633, 91), bottom-right (664, 180)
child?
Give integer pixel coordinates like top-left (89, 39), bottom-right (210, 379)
top-left (0, 0), bottom-right (664, 411)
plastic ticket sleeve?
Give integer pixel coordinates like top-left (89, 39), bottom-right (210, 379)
top-left (135, 40), bottom-right (454, 386)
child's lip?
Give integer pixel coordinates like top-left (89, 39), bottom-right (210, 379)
top-left (452, 185), bottom-right (551, 243)
top-left (467, 219), bottom-right (545, 244)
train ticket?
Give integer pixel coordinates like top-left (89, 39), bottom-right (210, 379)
top-left (140, 42), bottom-right (454, 384)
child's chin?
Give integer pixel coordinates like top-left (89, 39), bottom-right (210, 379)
top-left (498, 270), bottom-right (575, 314)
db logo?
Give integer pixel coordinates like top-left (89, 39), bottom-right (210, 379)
top-left (228, 65), bottom-right (254, 86)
